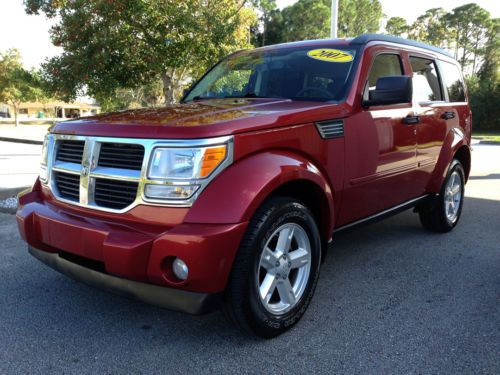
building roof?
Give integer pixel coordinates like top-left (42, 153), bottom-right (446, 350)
top-left (18, 101), bottom-right (100, 109)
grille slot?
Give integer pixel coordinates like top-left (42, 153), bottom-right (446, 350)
top-left (54, 172), bottom-right (80, 202)
top-left (98, 143), bottom-right (145, 171)
top-left (56, 140), bottom-right (85, 163)
top-left (94, 178), bottom-right (139, 210)
top-left (315, 120), bottom-right (345, 139)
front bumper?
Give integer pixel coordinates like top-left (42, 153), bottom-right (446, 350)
top-left (16, 185), bottom-right (248, 311)
top-left (29, 246), bottom-right (219, 314)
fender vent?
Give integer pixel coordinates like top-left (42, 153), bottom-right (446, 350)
top-left (315, 120), bottom-right (344, 139)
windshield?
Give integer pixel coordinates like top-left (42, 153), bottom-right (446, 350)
top-left (184, 46), bottom-right (358, 102)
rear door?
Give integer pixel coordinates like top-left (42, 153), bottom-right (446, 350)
top-left (408, 55), bottom-right (449, 191)
top-left (339, 50), bottom-right (419, 225)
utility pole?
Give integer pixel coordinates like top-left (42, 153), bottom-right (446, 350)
top-left (331, 0), bottom-right (338, 38)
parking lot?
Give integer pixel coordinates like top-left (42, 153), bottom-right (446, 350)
top-left (0, 143), bottom-right (498, 374)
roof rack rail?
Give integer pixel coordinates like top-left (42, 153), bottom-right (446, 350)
top-left (350, 34), bottom-right (452, 58)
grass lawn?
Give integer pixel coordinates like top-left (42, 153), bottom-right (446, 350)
top-left (472, 131), bottom-right (500, 142)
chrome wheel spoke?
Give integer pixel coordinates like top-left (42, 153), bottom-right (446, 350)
top-left (259, 273), bottom-right (278, 302)
top-left (288, 248), bottom-right (309, 269)
top-left (276, 226), bottom-right (294, 253)
top-left (277, 279), bottom-right (296, 305)
top-left (261, 247), bottom-right (278, 271)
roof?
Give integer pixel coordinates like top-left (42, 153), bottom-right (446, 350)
top-left (254, 34), bottom-right (453, 59)
top-left (349, 34), bottom-right (453, 58)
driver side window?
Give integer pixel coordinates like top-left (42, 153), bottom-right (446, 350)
top-left (364, 54), bottom-right (404, 101)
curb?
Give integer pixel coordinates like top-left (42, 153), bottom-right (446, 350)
top-left (471, 138), bottom-right (500, 146)
top-left (0, 136), bottom-right (43, 145)
top-left (0, 186), bottom-right (30, 200)
top-left (476, 140), bottom-right (500, 145)
top-left (0, 186), bottom-right (29, 215)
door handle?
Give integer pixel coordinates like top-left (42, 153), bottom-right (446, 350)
top-left (441, 111), bottom-right (456, 120)
top-left (403, 115), bottom-right (421, 125)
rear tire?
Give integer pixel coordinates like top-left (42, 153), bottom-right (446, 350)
top-left (224, 196), bottom-right (322, 338)
top-left (419, 159), bottom-right (465, 233)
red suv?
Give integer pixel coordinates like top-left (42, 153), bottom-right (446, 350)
top-left (17, 34), bottom-right (471, 337)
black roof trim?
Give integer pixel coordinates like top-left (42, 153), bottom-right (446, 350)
top-left (350, 34), bottom-right (453, 58)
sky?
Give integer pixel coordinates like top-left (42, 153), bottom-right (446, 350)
top-left (1, 0), bottom-right (499, 69)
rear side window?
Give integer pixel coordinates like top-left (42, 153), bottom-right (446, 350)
top-left (410, 57), bottom-right (442, 102)
top-left (367, 54), bottom-right (403, 87)
top-left (440, 62), bottom-right (466, 102)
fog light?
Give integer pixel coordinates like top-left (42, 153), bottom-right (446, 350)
top-left (172, 258), bottom-right (189, 280)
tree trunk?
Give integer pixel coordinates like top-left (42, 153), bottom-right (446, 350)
top-left (13, 104), bottom-right (19, 127)
top-left (471, 38), bottom-right (479, 74)
top-left (162, 72), bottom-right (175, 105)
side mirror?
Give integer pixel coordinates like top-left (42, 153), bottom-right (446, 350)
top-left (363, 76), bottom-right (412, 106)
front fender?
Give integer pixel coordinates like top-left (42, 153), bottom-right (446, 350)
top-left (427, 128), bottom-right (470, 192)
top-left (184, 151), bottom-right (334, 230)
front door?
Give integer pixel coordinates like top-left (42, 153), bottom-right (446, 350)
top-left (338, 51), bottom-right (419, 225)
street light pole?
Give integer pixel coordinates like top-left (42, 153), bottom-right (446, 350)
top-left (331, 0), bottom-right (338, 38)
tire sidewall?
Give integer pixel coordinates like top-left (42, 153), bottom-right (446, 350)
top-left (441, 160), bottom-right (465, 229)
top-left (245, 201), bottom-right (322, 336)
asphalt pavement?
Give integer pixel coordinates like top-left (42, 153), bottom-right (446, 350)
top-left (0, 144), bottom-right (498, 374)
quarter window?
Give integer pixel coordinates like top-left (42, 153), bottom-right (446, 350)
top-left (440, 61), bottom-right (466, 102)
top-left (410, 57), bottom-right (442, 102)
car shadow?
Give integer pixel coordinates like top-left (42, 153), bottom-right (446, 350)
top-left (468, 173), bottom-right (500, 180)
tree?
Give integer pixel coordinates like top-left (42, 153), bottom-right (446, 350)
top-left (386, 17), bottom-right (408, 37)
top-left (25, 0), bottom-right (256, 104)
top-left (0, 49), bottom-right (46, 126)
top-left (408, 8), bottom-right (449, 48)
top-left (252, 0), bottom-right (278, 46)
top-left (468, 18), bottom-right (500, 131)
top-left (337, 0), bottom-right (383, 37)
top-left (281, 0), bottom-right (331, 41)
top-left (444, 4), bottom-right (492, 72)
top-left (275, 0), bottom-right (383, 43)
top-left (478, 18), bottom-right (500, 82)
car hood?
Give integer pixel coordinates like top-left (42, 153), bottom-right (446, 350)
top-left (53, 98), bottom-right (350, 139)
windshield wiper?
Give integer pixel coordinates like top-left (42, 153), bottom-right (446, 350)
top-left (189, 96), bottom-right (213, 101)
top-left (223, 93), bottom-right (276, 99)
top-left (187, 93), bottom-right (277, 102)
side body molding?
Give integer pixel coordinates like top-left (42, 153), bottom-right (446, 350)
top-left (184, 151), bottom-right (335, 234)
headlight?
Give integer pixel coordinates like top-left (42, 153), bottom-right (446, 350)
top-left (144, 142), bottom-right (230, 202)
top-left (39, 135), bottom-right (49, 183)
top-left (148, 145), bottom-right (227, 180)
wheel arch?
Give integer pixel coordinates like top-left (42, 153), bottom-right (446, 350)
top-left (453, 145), bottom-right (471, 182)
top-left (184, 150), bottom-right (335, 241)
top-left (426, 128), bottom-right (471, 192)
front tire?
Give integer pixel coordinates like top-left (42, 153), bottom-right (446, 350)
top-left (224, 196), bottom-right (322, 338)
top-left (419, 159), bottom-right (465, 233)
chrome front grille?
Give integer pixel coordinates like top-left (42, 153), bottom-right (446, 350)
top-left (94, 178), bottom-right (139, 209)
top-left (56, 140), bottom-right (85, 163)
top-left (43, 134), bottom-right (233, 212)
top-left (54, 171), bottom-right (80, 202)
top-left (98, 143), bottom-right (144, 171)
top-left (49, 135), bottom-right (145, 212)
